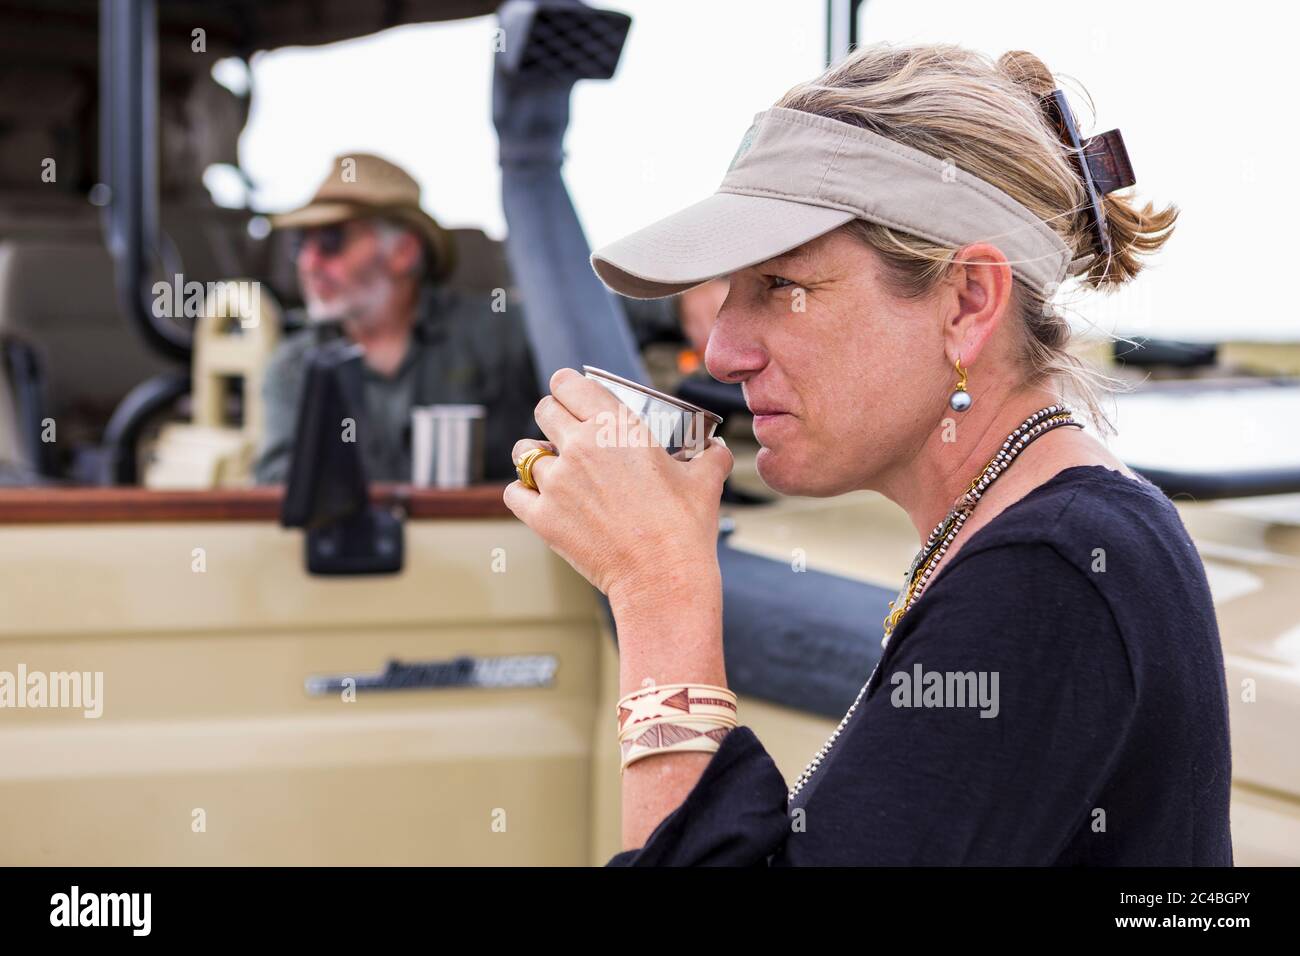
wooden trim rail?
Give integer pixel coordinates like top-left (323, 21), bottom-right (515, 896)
top-left (0, 484), bottom-right (513, 524)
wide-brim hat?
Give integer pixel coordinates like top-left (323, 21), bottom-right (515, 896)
top-left (269, 152), bottom-right (456, 282)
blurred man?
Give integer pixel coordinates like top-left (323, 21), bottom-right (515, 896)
top-left (254, 153), bottom-right (539, 484)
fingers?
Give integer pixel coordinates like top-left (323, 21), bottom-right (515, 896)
top-left (548, 367), bottom-right (622, 421)
top-left (503, 479), bottom-right (540, 520)
top-left (534, 393), bottom-right (580, 449)
top-left (502, 442), bottom-right (557, 520)
top-left (525, 446), bottom-right (558, 489)
top-left (510, 440), bottom-right (558, 495)
top-left (511, 438), bottom-right (556, 464)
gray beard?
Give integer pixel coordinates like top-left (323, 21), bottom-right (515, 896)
top-left (302, 274), bottom-right (393, 328)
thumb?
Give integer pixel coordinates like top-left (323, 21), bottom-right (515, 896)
top-left (690, 435), bottom-right (734, 487)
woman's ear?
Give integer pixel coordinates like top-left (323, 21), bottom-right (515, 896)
top-left (940, 242), bottom-right (1014, 366)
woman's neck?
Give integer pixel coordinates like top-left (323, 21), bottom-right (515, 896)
top-left (877, 384), bottom-right (1126, 547)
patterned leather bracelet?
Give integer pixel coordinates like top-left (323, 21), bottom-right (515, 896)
top-left (618, 711), bottom-right (737, 745)
top-left (617, 683), bottom-right (738, 737)
top-left (619, 715), bottom-right (736, 774)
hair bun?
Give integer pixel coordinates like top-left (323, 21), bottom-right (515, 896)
top-left (996, 51), bottom-right (1179, 290)
top-left (997, 50), bottom-right (1055, 97)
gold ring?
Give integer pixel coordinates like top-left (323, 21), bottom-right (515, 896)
top-left (514, 446), bottom-right (557, 491)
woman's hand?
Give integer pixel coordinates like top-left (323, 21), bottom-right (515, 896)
top-left (503, 368), bottom-right (733, 612)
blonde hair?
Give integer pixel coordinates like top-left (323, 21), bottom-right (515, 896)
top-left (775, 43), bottom-right (1178, 435)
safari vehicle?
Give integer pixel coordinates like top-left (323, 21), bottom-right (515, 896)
top-left (1, 0), bottom-right (1298, 866)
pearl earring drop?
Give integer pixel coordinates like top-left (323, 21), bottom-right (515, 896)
top-left (949, 357), bottom-right (972, 412)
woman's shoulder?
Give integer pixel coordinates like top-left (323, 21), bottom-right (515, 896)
top-left (915, 463), bottom-right (1219, 669)
top-left (953, 464), bottom-right (1197, 579)
top-left (884, 467), bottom-right (1181, 696)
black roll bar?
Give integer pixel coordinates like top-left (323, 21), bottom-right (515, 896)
top-left (826, 0), bottom-right (868, 66)
top-left (99, 0), bottom-right (193, 362)
top-left (493, 0), bottom-right (648, 389)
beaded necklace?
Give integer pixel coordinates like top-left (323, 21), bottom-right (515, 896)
top-left (786, 404), bottom-right (1084, 803)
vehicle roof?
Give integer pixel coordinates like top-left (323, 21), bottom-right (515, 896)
top-left (0, 0), bottom-right (502, 74)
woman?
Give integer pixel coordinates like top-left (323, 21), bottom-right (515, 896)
top-left (504, 44), bottom-right (1233, 865)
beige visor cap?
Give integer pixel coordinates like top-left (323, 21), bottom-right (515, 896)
top-left (591, 107), bottom-right (1090, 300)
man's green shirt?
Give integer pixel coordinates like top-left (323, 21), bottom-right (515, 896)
top-left (254, 285), bottom-right (541, 484)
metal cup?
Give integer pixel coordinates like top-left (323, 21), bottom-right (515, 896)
top-left (411, 404), bottom-right (486, 488)
top-left (582, 366), bottom-right (723, 459)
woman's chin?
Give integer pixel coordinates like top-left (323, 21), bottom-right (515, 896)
top-left (756, 445), bottom-right (860, 498)
top-left (755, 446), bottom-right (818, 496)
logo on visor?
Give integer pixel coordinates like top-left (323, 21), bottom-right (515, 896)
top-left (727, 124), bottom-right (758, 173)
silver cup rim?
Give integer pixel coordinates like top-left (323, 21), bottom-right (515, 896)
top-left (581, 366), bottom-right (723, 425)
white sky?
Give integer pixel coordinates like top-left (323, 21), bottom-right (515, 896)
top-left (234, 0), bottom-right (1299, 343)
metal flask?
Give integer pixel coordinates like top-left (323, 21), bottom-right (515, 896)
top-left (582, 366), bottom-right (723, 459)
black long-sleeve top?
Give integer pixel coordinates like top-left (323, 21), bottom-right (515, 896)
top-left (607, 465), bottom-right (1234, 866)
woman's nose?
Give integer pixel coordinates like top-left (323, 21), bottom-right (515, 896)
top-left (704, 309), bottom-right (767, 384)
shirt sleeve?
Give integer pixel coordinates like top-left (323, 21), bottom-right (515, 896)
top-left (604, 724), bottom-right (792, 866)
top-left (776, 540), bottom-right (1137, 865)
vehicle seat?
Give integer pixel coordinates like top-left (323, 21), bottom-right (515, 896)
top-left (442, 227), bottom-right (515, 298)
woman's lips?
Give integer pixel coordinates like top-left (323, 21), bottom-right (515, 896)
top-left (745, 392), bottom-right (794, 437)
top-left (750, 410), bottom-right (793, 438)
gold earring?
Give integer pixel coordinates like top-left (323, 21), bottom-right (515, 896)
top-left (948, 357), bottom-right (972, 412)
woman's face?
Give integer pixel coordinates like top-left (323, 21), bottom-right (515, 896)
top-left (704, 227), bottom-right (950, 497)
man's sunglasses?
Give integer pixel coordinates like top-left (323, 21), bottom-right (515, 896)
top-left (292, 223), bottom-right (351, 258)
